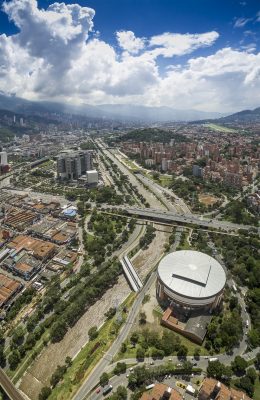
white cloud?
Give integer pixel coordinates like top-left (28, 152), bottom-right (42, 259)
top-left (142, 48), bottom-right (260, 112)
top-left (234, 17), bottom-right (252, 28)
top-left (148, 31), bottom-right (219, 58)
top-left (0, 0), bottom-right (260, 112)
top-left (116, 31), bottom-right (145, 54)
top-left (257, 11), bottom-right (260, 22)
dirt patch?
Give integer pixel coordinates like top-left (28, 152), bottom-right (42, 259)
top-left (199, 194), bottom-right (219, 206)
top-left (141, 281), bottom-right (158, 324)
top-left (132, 224), bottom-right (171, 280)
top-left (19, 275), bottom-right (131, 400)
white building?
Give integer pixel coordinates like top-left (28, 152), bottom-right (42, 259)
top-left (0, 151), bottom-right (8, 166)
top-left (86, 170), bottom-right (98, 185)
top-left (157, 250), bottom-right (226, 312)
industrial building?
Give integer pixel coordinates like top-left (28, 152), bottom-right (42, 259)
top-left (2, 249), bottom-right (41, 281)
top-left (8, 235), bottom-right (57, 261)
top-left (0, 273), bottom-right (23, 309)
top-left (4, 208), bottom-right (39, 231)
top-left (57, 149), bottom-right (93, 180)
top-left (29, 217), bottom-right (77, 244)
top-left (157, 250), bottom-right (226, 343)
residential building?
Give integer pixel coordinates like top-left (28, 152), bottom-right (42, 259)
top-left (140, 384), bottom-right (182, 400)
top-left (198, 378), bottom-right (251, 400)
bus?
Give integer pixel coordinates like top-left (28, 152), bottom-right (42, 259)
top-left (103, 385), bottom-right (113, 396)
top-left (209, 357), bottom-right (219, 362)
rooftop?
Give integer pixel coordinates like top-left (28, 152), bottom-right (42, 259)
top-left (140, 384), bottom-right (182, 400)
top-left (198, 378), bottom-right (251, 400)
top-left (158, 250), bottom-right (226, 300)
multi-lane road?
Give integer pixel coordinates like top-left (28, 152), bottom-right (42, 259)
top-left (116, 206), bottom-right (257, 232)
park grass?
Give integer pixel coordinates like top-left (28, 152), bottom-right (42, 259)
top-left (123, 158), bottom-right (139, 171)
top-left (205, 123), bottom-right (237, 133)
top-left (116, 314), bottom-right (210, 361)
top-left (159, 175), bottom-right (172, 187)
top-left (47, 293), bottom-right (135, 400)
top-left (253, 378), bottom-right (260, 400)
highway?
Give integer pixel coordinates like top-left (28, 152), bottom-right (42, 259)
top-left (73, 268), bottom-right (158, 400)
top-left (117, 206), bottom-right (256, 232)
top-left (96, 141), bottom-right (166, 210)
top-left (0, 368), bottom-right (25, 400)
top-left (135, 172), bottom-right (191, 215)
top-left (73, 229), bottom-right (182, 400)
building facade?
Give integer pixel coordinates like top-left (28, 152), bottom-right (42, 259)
top-left (57, 150), bottom-right (93, 180)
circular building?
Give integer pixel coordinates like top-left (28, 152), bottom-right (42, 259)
top-left (157, 250), bottom-right (226, 312)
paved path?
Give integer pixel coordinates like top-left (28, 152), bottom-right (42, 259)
top-left (0, 368), bottom-right (25, 400)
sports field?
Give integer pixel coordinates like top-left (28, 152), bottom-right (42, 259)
top-left (205, 123), bottom-right (237, 133)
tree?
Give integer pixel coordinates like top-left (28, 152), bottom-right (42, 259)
top-left (11, 326), bottom-right (25, 348)
top-left (109, 386), bottom-right (127, 400)
top-left (194, 347), bottom-right (201, 359)
top-left (237, 376), bottom-right (254, 397)
top-left (49, 319), bottom-right (67, 343)
top-left (0, 345), bottom-right (6, 367)
top-left (130, 332), bottom-right (139, 345)
top-left (151, 347), bottom-right (164, 359)
top-left (182, 361), bottom-right (193, 373)
top-left (139, 312), bottom-right (146, 325)
top-left (229, 296), bottom-right (239, 310)
top-left (50, 365), bottom-right (67, 387)
top-left (207, 360), bottom-right (226, 380)
top-left (100, 372), bottom-right (109, 386)
top-left (105, 307), bottom-right (116, 319)
top-left (255, 352), bottom-right (260, 370)
top-left (232, 356), bottom-right (247, 376)
top-left (38, 387), bottom-right (51, 400)
top-left (8, 350), bottom-right (20, 370)
top-left (136, 347), bottom-right (145, 360)
top-left (114, 362), bottom-right (127, 375)
top-left (246, 367), bottom-right (257, 384)
top-left (120, 342), bottom-right (127, 353)
top-left (65, 356), bottom-right (72, 367)
top-left (88, 326), bottom-right (98, 341)
top-left (177, 345), bottom-right (188, 357)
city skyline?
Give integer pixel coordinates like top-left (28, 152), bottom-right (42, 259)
top-left (0, 0), bottom-right (260, 113)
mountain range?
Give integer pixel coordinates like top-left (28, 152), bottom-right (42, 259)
top-left (0, 94), bottom-right (224, 122)
top-left (0, 93), bottom-right (259, 123)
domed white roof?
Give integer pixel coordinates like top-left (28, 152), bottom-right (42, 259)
top-left (158, 250), bottom-right (226, 300)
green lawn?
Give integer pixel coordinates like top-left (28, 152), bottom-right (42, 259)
top-left (253, 378), bottom-right (260, 400)
top-left (116, 315), bottom-right (210, 361)
top-left (159, 175), bottom-right (172, 188)
top-left (205, 123), bottom-right (237, 133)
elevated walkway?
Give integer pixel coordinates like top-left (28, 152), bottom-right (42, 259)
top-left (120, 256), bottom-right (143, 292)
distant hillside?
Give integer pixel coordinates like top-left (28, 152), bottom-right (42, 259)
top-left (217, 107), bottom-right (260, 123)
top-left (95, 104), bottom-right (224, 122)
top-left (112, 128), bottom-right (190, 143)
top-left (0, 93), bottom-right (224, 122)
top-left (0, 108), bottom-right (59, 143)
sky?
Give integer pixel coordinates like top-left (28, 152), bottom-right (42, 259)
top-left (0, 0), bottom-right (260, 112)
